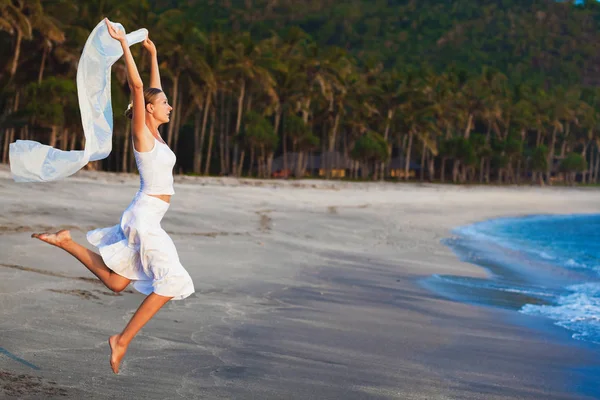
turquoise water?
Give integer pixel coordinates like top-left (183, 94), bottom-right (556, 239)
top-left (428, 214), bottom-right (600, 345)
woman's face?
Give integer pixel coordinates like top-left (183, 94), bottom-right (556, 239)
top-left (148, 92), bottom-right (173, 124)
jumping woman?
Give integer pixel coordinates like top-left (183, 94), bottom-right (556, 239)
top-left (31, 18), bottom-right (194, 374)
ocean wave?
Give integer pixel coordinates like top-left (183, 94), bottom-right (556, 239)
top-left (430, 274), bottom-right (555, 298)
top-left (520, 284), bottom-right (600, 344)
top-left (450, 214), bottom-right (600, 345)
top-left (454, 214), bottom-right (600, 276)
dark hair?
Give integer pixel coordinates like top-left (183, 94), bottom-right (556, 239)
top-left (124, 87), bottom-right (164, 119)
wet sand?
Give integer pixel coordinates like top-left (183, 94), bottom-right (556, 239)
top-left (1, 165), bottom-right (599, 399)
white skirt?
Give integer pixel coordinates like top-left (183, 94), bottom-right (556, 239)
top-left (86, 191), bottom-right (194, 300)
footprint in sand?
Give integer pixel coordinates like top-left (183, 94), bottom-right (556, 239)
top-left (48, 289), bottom-right (100, 300)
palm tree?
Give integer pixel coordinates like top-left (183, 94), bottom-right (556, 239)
top-left (317, 46), bottom-right (354, 178)
top-left (0, 0), bottom-right (32, 83)
top-left (221, 32), bottom-right (277, 176)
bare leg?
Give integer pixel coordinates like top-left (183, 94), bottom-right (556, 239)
top-left (31, 230), bottom-right (130, 292)
top-left (109, 292), bottom-right (172, 373)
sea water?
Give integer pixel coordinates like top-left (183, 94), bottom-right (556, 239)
top-left (427, 214), bottom-right (600, 345)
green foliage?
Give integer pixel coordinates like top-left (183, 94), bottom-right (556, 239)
top-left (350, 131), bottom-right (389, 163)
top-left (441, 137), bottom-right (477, 166)
top-left (24, 77), bottom-right (77, 127)
top-left (199, 0), bottom-right (600, 86)
top-left (243, 110), bottom-right (278, 151)
top-left (559, 152), bottom-right (587, 173)
top-left (491, 153), bottom-right (509, 170)
top-left (284, 113), bottom-right (320, 151)
top-left (531, 146), bottom-right (548, 172)
top-left (284, 114), bottom-right (310, 139)
top-left (3, 0), bottom-right (600, 183)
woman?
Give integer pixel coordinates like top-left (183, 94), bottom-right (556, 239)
top-left (32, 19), bottom-right (194, 374)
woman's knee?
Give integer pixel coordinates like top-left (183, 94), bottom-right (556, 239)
top-left (109, 276), bottom-right (131, 293)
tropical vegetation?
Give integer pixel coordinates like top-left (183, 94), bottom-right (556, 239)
top-left (2, 0), bottom-right (600, 185)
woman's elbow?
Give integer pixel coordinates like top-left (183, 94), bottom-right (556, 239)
top-left (129, 81), bottom-right (144, 91)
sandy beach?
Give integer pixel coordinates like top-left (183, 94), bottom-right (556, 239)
top-left (1, 164), bottom-right (599, 399)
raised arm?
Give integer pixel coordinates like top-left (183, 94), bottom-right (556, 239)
top-left (143, 37), bottom-right (162, 91)
top-left (105, 19), bottom-right (149, 150)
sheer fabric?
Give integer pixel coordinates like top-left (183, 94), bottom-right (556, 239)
top-left (9, 20), bottom-right (147, 182)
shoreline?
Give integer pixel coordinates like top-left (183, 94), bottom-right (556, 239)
top-left (1, 166), bottom-right (600, 399)
top-left (6, 164), bottom-right (600, 192)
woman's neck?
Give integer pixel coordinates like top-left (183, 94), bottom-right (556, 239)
top-left (145, 117), bottom-right (162, 137)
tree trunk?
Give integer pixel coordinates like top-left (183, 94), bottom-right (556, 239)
top-left (420, 141), bottom-right (426, 181)
top-left (440, 157), bottom-right (447, 182)
top-left (588, 141), bottom-right (595, 183)
top-left (381, 109), bottom-right (394, 181)
top-left (581, 141), bottom-right (590, 184)
top-left (427, 156), bottom-right (434, 181)
top-left (238, 150), bottom-right (245, 177)
top-left (173, 92), bottom-right (189, 155)
top-left (327, 112), bottom-right (341, 179)
top-left (479, 158), bottom-right (485, 183)
top-left (2, 129), bottom-right (13, 163)
top-left (267, 152), bottom-right (274, 178)
top-left (463, 113), bottom-right (473, 139)
top-left (3, 91), bottom-right (20, 163)
top-left (259, 145), bottom-right (266, 178)
top-left (225, 93), bottom-right (233, 174)
top-left (295, 151), bottom-right (304, 178)
top-left (167, 74), bottom-right (180, 147)
top-left (10, 30), bottom-right (23, 79)
top-left (249, 147), bottom-right (255, 177)
top-left (546, 126), bottom-right (557, 185)
top-left (69, 130), bottom-right (77, 151)
top-left (192, 111), bottom-right (203, 174)
top-left (61, 128), bottom-right (69, 150)
top-left (452, 160), bottom-right (460, 183)
top-left (404, 130), bottom-right (414, 181)
top-left (194, 92), bottom-right (212, 173)
top-left (302, 151), bottom-right (309, 177)
top-left (594, 145), bottom-right (600, 183)
top-left (282, 113), bottom-right (288, 174)
top-left (49, 125), bottom-right (58, 148)
top-left (232, 79), bottom-right (246, 177)
top-left (218, 91), bottom-right (226, 174)
top-left (204, 108), bottom-right (216, 176)
top-left (38, 43), bottom-right (48, 84)
top-left (560, 140), bottom-right (567, 158)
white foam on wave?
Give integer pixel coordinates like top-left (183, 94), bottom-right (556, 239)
top-left (520, 283), bottom-right (600, 344)
top-left (538, 251), bottom-right (556, 260)
top-left (565, 258), bottom-right (585, 268)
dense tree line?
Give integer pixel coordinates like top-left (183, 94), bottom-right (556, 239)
top-left (1, 0), bottom-right (599, 184)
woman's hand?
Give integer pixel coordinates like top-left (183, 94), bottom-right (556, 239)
top-left (104, 18), bottom-right (126, 43)
top-left (142, 37), bottom-right (157, 55)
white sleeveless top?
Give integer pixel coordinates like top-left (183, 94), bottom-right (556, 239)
top-left (133, 137), bottom-right (176, 195)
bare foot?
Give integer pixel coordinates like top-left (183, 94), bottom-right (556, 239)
top-left (108, 334), bottom-right (127, 374)
top-left (31, 230), bottom-right (72, 248)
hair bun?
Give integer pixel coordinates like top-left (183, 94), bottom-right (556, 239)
top-left (124, 103), bottom-right (133, 119)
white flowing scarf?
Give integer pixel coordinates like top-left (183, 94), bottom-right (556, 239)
top-left (8, 20), bottom-right (147, 182)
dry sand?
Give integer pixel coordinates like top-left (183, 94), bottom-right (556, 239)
top-left (1, 164), bottom-right (599, 399)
